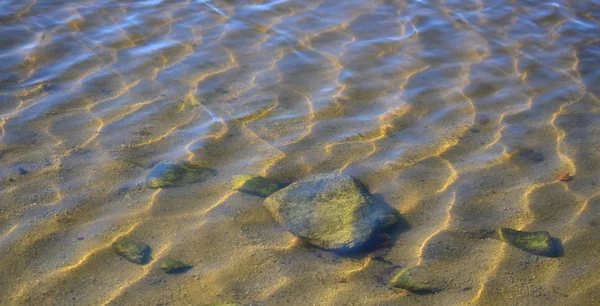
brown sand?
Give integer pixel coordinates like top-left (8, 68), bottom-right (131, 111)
top-left (1, 0), bottom-right (600, 305)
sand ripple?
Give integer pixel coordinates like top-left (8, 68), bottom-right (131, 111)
top-left (1, 0), bottom-right (600, 305)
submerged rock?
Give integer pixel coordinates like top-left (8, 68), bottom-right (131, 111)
top-left (160, 259), bottom-right (192, 274)
top-left (236, 176), bottom-right (283, 198)
top-left (498, 228), bottom-right (561, 257)
top-left (263, 174), bottom-right (398, 252)
top-left (389, 266), bottom-right (440, 294)
top-left (112, 238), bottom-right (151, 264)
top-left (146, 162), bottom-right (215, 188)
top-left (508, 147), bottom-right (544, 163)
top-left (557, 173), bottom-right (572, 182)
top-left (476, 114), bottom-right (490, 125)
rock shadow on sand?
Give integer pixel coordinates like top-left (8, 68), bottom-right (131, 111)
top-left (344, 192), bottom-right (411, 258)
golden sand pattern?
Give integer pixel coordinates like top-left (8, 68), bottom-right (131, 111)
top-left (1, 0), bottom-right (600, 305)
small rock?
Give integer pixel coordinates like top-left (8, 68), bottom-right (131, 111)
top-left (263, 174), bottom-right (398, 252)
top-left (160, 259), bottom-right (192, 274)
top-left (476, 114), bottom-right (490, 125)
top-left (557, 173), bottom-right (572, 182)
top-left (236, 176), bottom-right (283, 198)
top-left (498, 228), bottom-right (561, 257)
top-left (112, 238), bottom-right (151, 264)
top-left (466, 83), bottom-right (497, 99)
top-left (509, 147), bottom-right (544, 162)
top-left (389, 266), bottom-right (441, 294)
top-left (18, 167), bottom-right (28, 175)
top-left (146, 162), bottom-right (216, 188)
top-left (118, 159), bottom-right (147, 170)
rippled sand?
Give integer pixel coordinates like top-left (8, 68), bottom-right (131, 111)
top-left (1, 0), bottom-right (600, 305)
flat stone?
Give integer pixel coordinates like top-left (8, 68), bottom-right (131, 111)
top-left (236, 176), bottom-right (283, 198)
top-left (160, 259), bottom-right (192, 274)
top-left (498, 228), bottom-right (561, 256)
top-left (509, 147), bottom-right (544, 163)
top-left (112, 238), bottom-right (151, 264)
top-left (263, 174), bottom-right (398, 252)
top-left (146, 162), bottom-right (215, 188)
top-left (389, 266), bottom-right (441, 294)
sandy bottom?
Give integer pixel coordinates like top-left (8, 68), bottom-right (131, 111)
top-left (1, 0), bottom-right (600, 305)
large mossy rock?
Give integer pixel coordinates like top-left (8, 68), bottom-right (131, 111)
top-left (146, 162), bottom-right (215, 188)
top-left (263, 174), bottom-right (398, 252)
top-left (498, 228), bottom-right (561, 257)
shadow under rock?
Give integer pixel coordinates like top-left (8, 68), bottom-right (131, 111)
top-left (548, 237), bottom-right (564, 258)
top-left (334, 193), bottom-right (411, 258)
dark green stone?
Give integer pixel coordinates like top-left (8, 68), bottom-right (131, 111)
top-left (237, 176), bottom-right (282, 198)
top-left (499, 228), bottom-right (560, 257)
top-left (160, 259), bottom-right (192, 274)
top-left (389, 267), bottom-right (439, 294)
top-left (112, 238), bottom-right (151, 264)
top-left (146, 162), bottom-right (215, 188)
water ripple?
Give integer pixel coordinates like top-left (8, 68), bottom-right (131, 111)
top-left (1, 0), bottom-right (600, 305)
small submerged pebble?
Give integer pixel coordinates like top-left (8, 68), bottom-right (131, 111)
top-left (557, 173), bottom-right (572, 182)
top-left (235, 175), bottom-right (283, 198)
top-left (112, 238), bottom-right (151, 264)
top-left (476, 114), bottom-right (490, 125)
top-left (498, 228), bottom-right (562, 257)
top-left (160, 259), bottom-right (192, 274)
top-left (508, 147), bottom-right (544, 163)
top-left (146, 161), bottom-right (216, 188)
top-left (389, 266), bottom-right (442, 294)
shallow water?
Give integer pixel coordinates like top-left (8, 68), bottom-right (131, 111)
top-left (1, 0), bottom-right (600, 305)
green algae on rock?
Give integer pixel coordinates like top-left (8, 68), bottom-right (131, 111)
top-left (236, 176), bottom-right (283, 198)
top-left (498, 228), bottom-right (561, 257)
top-left (389, 267), bottom-right (440, 294)
top-left (146, 162), bottom-right (215, 188)
top-left (112, 238), bottom-right (151, 264)
top-left (263, 174), bottom-right (398, 252)
top-left (160, 259), bottom-right (192, 274)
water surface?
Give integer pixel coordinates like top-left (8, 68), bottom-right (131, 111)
top-left (1, 0), bottom-right (600, 305)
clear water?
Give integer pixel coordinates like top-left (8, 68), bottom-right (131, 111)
top-left (1, 0), bottom-right (600, 305)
